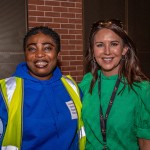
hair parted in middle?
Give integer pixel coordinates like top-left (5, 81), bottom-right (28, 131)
top-left (85, 19), bottom-right (149, 93)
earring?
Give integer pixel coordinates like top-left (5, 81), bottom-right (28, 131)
top-left (121, 55), bottom-right (125, 61)
top-left (93, 57), bottom-right (96, 63)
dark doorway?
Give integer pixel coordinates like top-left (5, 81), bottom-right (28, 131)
top-left (0, 0), bottom-right (27, 79)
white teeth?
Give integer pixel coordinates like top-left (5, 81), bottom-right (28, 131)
top-left (103, 58), bottom-right (112, 61)
top-left (35, 61), bottom-right (48, 67)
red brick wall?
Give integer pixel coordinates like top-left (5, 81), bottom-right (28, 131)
top-left (27, 0), bottom-right (84, 82)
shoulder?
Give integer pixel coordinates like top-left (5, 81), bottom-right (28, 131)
top-left (78, 72), bottom-right (93, 93)
top-left (81, 72), bottom-right (93, 83)
top-left (134, 80), bottom-right (150, 93)
top-left (134, 81), bottom-right (150, 112)
top-left (79, 72), bottom-right (93, 85)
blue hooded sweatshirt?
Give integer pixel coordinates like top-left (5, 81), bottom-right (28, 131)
top-left (1, 62), bottom-right (78, 150)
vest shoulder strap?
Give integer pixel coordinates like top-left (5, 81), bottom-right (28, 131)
top-left (61, 75), bottom-right (86, 150)
top-left (61, 75), bottom-right (81, 107)
top-left (62, 75), bottom-right (80, 96)
top-left (0, 77), bottom-right (23, 150)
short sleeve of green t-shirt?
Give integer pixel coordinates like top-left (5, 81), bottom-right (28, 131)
top-left (78, 72), bottom-right (92, 94)
top-left (135, 81), bottom-right (150, 139)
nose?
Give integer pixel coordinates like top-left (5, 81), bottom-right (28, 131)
top-left (104, 45), bottom-right (110, 55)
top-left (35, 49), bottom-right (45, 58)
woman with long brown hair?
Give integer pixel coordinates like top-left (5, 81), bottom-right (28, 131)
top-left (79, 19), bottom-right (150, 149)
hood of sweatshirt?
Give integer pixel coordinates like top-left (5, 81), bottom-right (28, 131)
top-left (13, 62), bottom-right (62, 84)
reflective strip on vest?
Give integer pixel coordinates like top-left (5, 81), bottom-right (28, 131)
top-left (79, 126), bottom-right (86, 139)
top-left (62, 76), bottom-right (79, 97)
top-left (2, 145), bottom-right (18, 150)
top-left (5, 77), bottom-right (17, 105)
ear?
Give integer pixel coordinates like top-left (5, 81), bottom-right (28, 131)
top-left (57, 52), bottom-right (60, 56)
top-left (57, 52), bottom-right (61, 60)
top-left (122, 46), bottom-right (128, 55)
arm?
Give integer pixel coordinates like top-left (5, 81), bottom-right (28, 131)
top-left (139, 138), bottom-right (150, 150)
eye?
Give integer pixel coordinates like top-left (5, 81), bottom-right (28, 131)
top-left (27, 46), bottom-right (36, 52)
top-left (44, 46), bottom-right (53, 52)
top-left (96, 42), bottom-right (103, 48)
top-left (111, 42), bottom-right (119, 46)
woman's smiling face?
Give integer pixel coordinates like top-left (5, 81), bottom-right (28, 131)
top-left (93, 28), bottom-right (128, 76)
top-left (25, 32), bottom-right (59, 80)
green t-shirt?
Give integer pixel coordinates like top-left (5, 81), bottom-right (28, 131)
top-left (79, 71), bottom-right (150, 150)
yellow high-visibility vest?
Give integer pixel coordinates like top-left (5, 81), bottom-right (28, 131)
top-left (0, 76), bottom-right (86, 150)
top-left (61, 75), bottom-right (86, 150)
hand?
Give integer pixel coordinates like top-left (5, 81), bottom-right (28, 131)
top-left (139, 138), bottom-right (150, 150)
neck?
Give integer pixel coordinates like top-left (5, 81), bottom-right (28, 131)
top-left (102, 71), bottom-right (118, 77)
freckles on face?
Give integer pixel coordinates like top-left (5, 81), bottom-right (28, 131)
top-left (93, 28), bottom-right (127, 76)
top-left (25, 32), bottom-right (59, 80)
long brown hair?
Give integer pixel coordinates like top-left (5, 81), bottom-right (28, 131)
top-left (85, 19), bottom-right (149, 93)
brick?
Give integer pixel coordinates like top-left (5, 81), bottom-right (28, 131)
top-left (69, 0), bottom-right (82, 2)
top-left (29, 22), bottom-right (45, 27)
top-left (61, 45), bottom-right (76, 51)
top-left (28, 16), bottom-right (37, 22)
top-left (45, 12), bottom-right (60, 17)
top-left (44, 23), bottom-right (61, 29)
top-left (61, 34), bottom-right (75, 39)
top-left (45, 1), bottom-right (60, 6)
top-left (61, 23), bottom-right (75, 29)
top-left (61, 40), bottom-right (69, 44)
top-left (28, 11), bottom-right (44, 17)
top-left (53, 7), bottom-right (68, 12)
top-left (76, 34), bottom-right (83, 39)
top-left (69, 39), bottom-right (82, 44)
top-left (77, 56), bottom-right (83, 60)
top-left (76, 45), bottom-right (83, 49)
top-left (68, 8), bottom-right (82, 13)
top-left (37, 6), bottom-right (52, 11)
top-left (53, 18), bottom-right (68, 23)
top-left (28, 0), bottom-right (44, 5)
top-left (76, 13), bottom-right (82, 18)
top-left (77, 65), bottom-right (84, 70)
top-left (69, 70), bottom-right (83, 76)
top-left (37, 17), bottom-right (53, 22)
top-left (70, 61), bottom-right (83, 66)
top-left (62, 56), bottom-right (76, 60)
top-left (28, 4), bottom-right (37, 10)
top-left (61, 2), bottom-right (75, 7)
top-left (76, 2), bottom-right (82, 8)
top-left (61, 71), bottom-right (70, 75)
top-left (69, 29), bottom-right (82, 34)
top-left (60, 50), bottom-right (70, 55)
top-left (61, 13), bottom-right (75, 18)
top-left (56, 29), bottom-right (69, 34)
top-left (76, 76), bottom-right (83, 82)
top-left (70, 50), bottom-right (83, 55)
top-left (69, 18), bottom-right (82, 24)
top-left (59, 61), bottom-right (70, 66)
top-left (76, 24), bottom-right (82, 29)
top-left (61, 66), bottom-right (76, 71)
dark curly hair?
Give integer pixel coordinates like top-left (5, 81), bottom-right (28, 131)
top-left (23, 26), bottom-right (61, 53)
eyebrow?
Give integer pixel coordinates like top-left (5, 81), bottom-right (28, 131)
top-left (95, 40), bottom-right (120, 43)
top-left (26, 42), bottom-right (55, 48)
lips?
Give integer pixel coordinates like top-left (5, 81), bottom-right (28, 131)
top-left (35, 60), bottom-right (48, 68)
